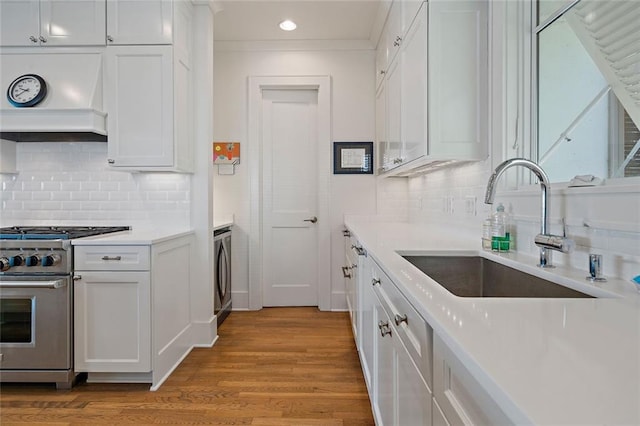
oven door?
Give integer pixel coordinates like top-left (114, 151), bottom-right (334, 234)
top-left (0, 275), bottom-right (72, 370)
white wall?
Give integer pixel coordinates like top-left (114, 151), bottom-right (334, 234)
top-left (0, 141), bottom-right (190, 228)
top-left (212, 45), bottom-right (377, 310)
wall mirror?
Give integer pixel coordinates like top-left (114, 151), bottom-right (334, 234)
top-left (535, 0), bottom-right (640, 182)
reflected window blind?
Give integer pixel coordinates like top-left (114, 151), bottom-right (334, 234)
top-left (567, 0), bottom-right (640, 130)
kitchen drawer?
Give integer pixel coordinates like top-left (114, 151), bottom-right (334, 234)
top-left (371, 260), bottom-right (432, 388)
top-left (74, 245), bottom-right (150, 271)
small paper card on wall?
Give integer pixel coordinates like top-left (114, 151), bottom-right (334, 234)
top-left (213, 142), bottom-right (240, 164)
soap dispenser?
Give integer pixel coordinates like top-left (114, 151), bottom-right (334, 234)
top-left (491, 203), bottom-right (510, 252)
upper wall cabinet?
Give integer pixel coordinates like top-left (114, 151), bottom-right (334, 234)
top-left (378, 0), bottom-right (489, 175)
top-left (0, 0), bottom-right (106, 46)
top-left (106, 0), bottom-right (173, 45)
top-left (105, 0), bottom-right (193, 172)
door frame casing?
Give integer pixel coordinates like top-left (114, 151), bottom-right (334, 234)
top-left (248, 75), bottom-right (332, 311)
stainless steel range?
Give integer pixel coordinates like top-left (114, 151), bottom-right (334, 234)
top-left (0, 226), bottom-right (129, 389)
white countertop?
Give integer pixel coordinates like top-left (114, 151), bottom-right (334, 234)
top-left (71, 228), bottom-right (194, 245)
top-left (345, 217), bottom-right (640, 425)
top-left (213, 219), bottom-right (233, 232)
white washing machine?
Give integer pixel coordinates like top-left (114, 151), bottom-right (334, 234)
top-left (213, 227), bottom-right (232, 326)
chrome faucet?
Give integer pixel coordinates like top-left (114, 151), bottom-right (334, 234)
top-left (484, 158), bottom-right (573, 268)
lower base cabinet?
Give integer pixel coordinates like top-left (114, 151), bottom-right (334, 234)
top-left (73, 234), bottom-right (195, 389)
top-left (433, 333), bottom-right (511, 425)
top-left (369, 258), bottom-right (433, 426)
top-left (74, 271), bottom-right (151, 372)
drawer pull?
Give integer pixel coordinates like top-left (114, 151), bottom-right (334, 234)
top-left (378, 320), bottom-right (392, 337)
top-left (101, 256), bottom-right (122, 261)
top-left (341, 266), bottom-right (352, 278)
top-left (394, 313), bottom-right (408, 326)
top-left (371, 278), bottom-right (381, 287)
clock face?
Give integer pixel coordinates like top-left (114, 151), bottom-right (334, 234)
top-left (7, 74), bottom-right (47, 107)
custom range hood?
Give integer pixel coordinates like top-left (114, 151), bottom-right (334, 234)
top-left (0, 50), bottom-right (106, 142)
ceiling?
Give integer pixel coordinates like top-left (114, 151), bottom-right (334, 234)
top-left (213, 1), bottom-right (385, 45)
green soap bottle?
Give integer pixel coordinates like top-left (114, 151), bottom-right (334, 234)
top-left (491, 203), bottom-right (510, 252)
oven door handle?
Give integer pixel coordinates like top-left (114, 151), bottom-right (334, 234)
top-left (0, 279), bottom-right (66, 289)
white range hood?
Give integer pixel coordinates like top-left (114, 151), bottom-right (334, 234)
top-left (0, 50), bottom-right (107, 141)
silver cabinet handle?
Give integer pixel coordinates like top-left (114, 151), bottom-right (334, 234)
top-left (107, 159), bottom-right (115, 164)
top-left (342, 229), bottom-right (351, 237)
top-left (394, 313), bottom-right (408, 326)
top-left (341, 266), bottom-right (352, 279)
top-left (378, 320), bottom-right (392, 337)
top-left (73, 275), bottom-right (82, 281)
top-left (39, 36), bottom-right (47, 43)
top-left (371, 278), bottom-right (381, 287)
top-left (304, 216), bottom-right (318, 224)
top-left (107, 35), bottom-right (114, 42)
top-left (29, 35), bottom-right (38, 43)
top-left (101, 256), bottom-right (122, 261)
top-left (351, 245), bottom-right (366, 256)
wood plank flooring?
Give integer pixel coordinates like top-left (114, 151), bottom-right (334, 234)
top-left (0, 307), bottom-right (375, 425)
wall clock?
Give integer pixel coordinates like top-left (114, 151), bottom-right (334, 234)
top-left (6, 74), bottom-right (48, 107)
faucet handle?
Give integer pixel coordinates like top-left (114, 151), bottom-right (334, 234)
top-left (534, 234), bottom-right (575, 253)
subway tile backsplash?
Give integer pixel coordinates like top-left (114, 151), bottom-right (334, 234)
top-left (0, 142), bottom-right (190, 228)
top-left (405, 161), bottom-right (640, 281)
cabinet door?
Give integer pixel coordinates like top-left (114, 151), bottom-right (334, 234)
top-left (106, 0), bottom-right (172, 45)
top-left (396, 336), bottom-right (432, 426)
top-left (401, 3), bottom-right (427, 164)
top-left (428, 0), bottom-right (488, 159)
top-left (374, 304), bottom-right (395, 426)
top-left (376, 82), bottom-right (388, 172)
top-left (385, 57), bottom-right (403, 169)
top-left (386, 0), bottom-right (402, 65)
top-left (401, 0), bottom-right (423, 37)
top-left (106, 45), bottom-right (174, 168)
top-left (0, 1), bottom-right (40, 46)
top-left (359, 259), bottom-right (376, 391)
top-left (375, 24), bottom-right (388, 90)
top-left (74, 271), bottom-right (151, 372)
top-left (40, 0), bottom-right (106, 46)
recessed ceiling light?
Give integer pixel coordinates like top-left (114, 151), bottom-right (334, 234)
top-left (279, 20), bottom-right (297, 31)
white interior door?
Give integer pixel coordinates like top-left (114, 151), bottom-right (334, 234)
top-left (262, 89), bottom-right (319, 306)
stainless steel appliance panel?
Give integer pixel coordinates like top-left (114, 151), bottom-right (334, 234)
top-left (0, 275), bottom-right (72, 369)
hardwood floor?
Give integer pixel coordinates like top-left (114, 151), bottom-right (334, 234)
top-left (0, 307), bottom-right (375, 425)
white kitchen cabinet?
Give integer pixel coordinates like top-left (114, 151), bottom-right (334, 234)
top-left (73, 233), bottom-right (195, 389)
top-left (384, 56), bottom-right (403, 170)
top-left (0, 0), bottom-right (106, 47)
top-left (375, 24), bottom-right (388, 91)
top-left (427, 0), bottom-right (489, 163)
top-left (433, 333), bottom-right (511, 426)
top-left (74, 246), bottom-right (151, 373)
top-left (376, 81), bottom-right (388, 172)
top-left (106, 0), bottom-right (173, 45)
top-left (343, 233), bottom-right (359, 341)
top-left (105, 43), bottom-right (193, 171)
top-left (380, 3), bottom-right (427, 171)
top-left (370, 258), bottom-right (433, 426)
top-left (385, 0), bottom-right (424, 68)
top-left (380, 0), bottom-right (489, 174)
top-left (358, 253), bottom-right (376, 393)
top-left (399, 3), bottom-right (428, 165)
top-left (374, 303), bottom-right (395, 426)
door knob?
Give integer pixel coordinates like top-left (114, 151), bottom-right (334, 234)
top-left (304, 216), bottom-right (318, 224)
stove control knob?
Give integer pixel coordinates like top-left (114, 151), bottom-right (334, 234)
top-left (25, 255), bottom-right (40, 267)
top-left (0, 257), bottom-right (10, 271)
top-left (9, 255), bottom-right (24, 267)
top-left (41, 254), bottom-right (61, 267)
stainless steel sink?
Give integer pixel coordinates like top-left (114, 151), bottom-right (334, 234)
top-left (402, 255), bottom-right (593, 298)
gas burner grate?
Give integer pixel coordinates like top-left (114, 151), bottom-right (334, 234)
top-left (0, 226), bottom-right (131, 240)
